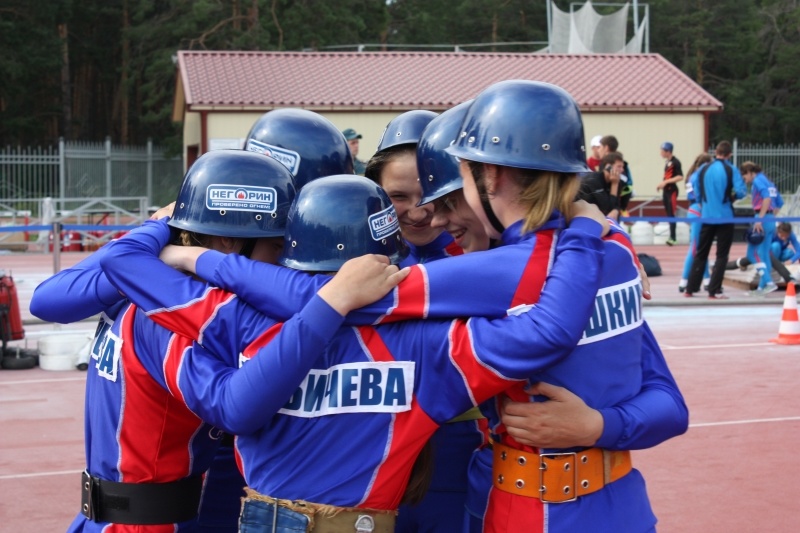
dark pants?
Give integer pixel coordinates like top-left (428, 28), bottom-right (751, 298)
top-left (688, 223), bottom-right (734, 295)
top-left (662, 189), bottom-right (678, 240)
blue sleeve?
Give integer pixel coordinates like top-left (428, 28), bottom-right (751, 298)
top-left (99, 218), bottom-right (231, 343)
top-left (595, 321), bottom-right (689, 449)
top-left (196, 218), bottom-right (606, 325)
top-left (789, 234), bottom-right (800, 263)
top-left (30, 243), bottom-right (124, 323)
top-left (177, 295), bottom-right (344, 435)
top-left (196, 250), bottom-right (334, 320)
top-left (732, 167), bottom-right (747, 199)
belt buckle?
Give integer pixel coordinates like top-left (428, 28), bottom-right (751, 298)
top-left (538, 452), bottom-right (578, 504)
top-left (80, 470), bottom-right (97, 520)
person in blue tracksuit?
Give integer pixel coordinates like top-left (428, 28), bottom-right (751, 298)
top-left (685, 140), bottom-right (747, 299)
top-left (156, 82), bottom-right (688, 532)
top-left (30, 109), bottom-right (356, 532)
top-left (99, 174), bottom-right (610, 532)
top-left (741, 161), bottom-right (783, 294)
top-left (678, 153), bottom-right (713, 293)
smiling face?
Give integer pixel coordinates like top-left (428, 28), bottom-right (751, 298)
top-left (379, 151), bottom-right (441, 246)
top-left (430, 189), bottom-right (490, 253)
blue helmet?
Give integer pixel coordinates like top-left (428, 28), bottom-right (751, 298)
top-left (279, 175), bottom-right (409, 272)
top-left (746, 225), bottom-right (765, 245)
top-left (445, 80), bottom-right (590, 173)
top-left (169, 150), bottom-right (296, 238)
top-left (376, 110), bottom-right (439, 153)
top-left (244, 108), bottom-right (354, 189)
top-left (416, 100), bottom-right (473, 206)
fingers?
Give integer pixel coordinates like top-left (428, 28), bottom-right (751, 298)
top-left (638, 263), bottom-right (652, 299)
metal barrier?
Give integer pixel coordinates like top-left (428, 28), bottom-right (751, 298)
top-left (0, 138), bottom-right (183, 208)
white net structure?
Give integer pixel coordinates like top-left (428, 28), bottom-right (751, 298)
top-left (548, 1), bottom-right (648, 54)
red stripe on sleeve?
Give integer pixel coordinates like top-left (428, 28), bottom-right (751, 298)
top-left (242, 323), bottom-right (284, 359)
top-left (449, 320), bottom-right (518, 405)
top-left (148, 287), bottom-right (237, 341)
top-left (380, 265), bottom-right (428, 323)
top-left (510, 229), bottom-right (554, 308)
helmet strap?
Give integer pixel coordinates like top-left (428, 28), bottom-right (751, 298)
top-left (473, 168), bottom-right (506, 235)
top-left (239, 239), bottom-right (256, 259)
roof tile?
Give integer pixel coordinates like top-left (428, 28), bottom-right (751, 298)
top-left (177, 51), bottom-right (722, 111)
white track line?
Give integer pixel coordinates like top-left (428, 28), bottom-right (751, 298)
top-left (662, 342), bottom-right (775, 350)
top-left (0, 469), bottom-right (80, 480)
top-left (0, 377), bottom-right (86, 385)
top-left (690, 416), bottom-right (800, 428)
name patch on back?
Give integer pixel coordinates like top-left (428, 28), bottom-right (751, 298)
top-left (245, 139), bottom-right (301, 176)
top-left (579, 279), bottom-right (642, 344)
top-left (206, 184), bottom-right (277, 213)
top-left (279, 361), bottom-right (415, 417)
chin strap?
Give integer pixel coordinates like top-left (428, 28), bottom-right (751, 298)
top-left (475, 178), bottom-right (506, 235)
top-left (239, 239), bottom-right (256, 259)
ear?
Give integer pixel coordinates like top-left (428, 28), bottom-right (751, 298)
top-left (218, 236), bottom-right (241, 254)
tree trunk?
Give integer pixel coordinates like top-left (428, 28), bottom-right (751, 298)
top-left (58, 23), bottom-right (72, 140)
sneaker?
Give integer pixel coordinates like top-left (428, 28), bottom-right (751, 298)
top-left (684, 292), bottom-right (694, 298)
top-left (763, 283), bottom-right (779, 295)
top-left (708, 293), bottom-right (729, 300)
top-left (666, 238), bottom-right (677, 246)
top-left (678, 285), bottom-right (686, 293)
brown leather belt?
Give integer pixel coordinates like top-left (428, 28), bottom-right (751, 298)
top-left (492, 441), bottom-right (632, 503)
top-left (243, 487), bottom-right (396, 532)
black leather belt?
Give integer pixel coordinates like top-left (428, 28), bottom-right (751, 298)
top-left (81, 470), bottom-right (203, 525)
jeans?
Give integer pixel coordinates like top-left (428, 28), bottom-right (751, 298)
top-left (239, 498), bottom-right (309, 533)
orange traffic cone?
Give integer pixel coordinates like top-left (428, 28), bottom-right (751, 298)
top-left (769, 282), bottom-right (800, 345)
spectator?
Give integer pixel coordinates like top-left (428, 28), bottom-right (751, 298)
top-left (579, 151), bottom-right (623, 220)
top-left (684, 140), bottom-right (747, 299)
top-left (678, 153), bottom-right (712, 293)
top-left (599, 135), bottom-right (634, 213)
top-left (342, 127), bottom-right (367, 175)
top-left (656, 142), bottom-right (684, 246)
top-left (587, 135), bottom-right (603, 171)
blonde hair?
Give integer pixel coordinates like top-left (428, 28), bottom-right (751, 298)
top-left (513, 170), bottom-right (581, 234)
top-left (176, 230), bottom-right (212, 248)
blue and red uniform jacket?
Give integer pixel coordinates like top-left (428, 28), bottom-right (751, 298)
top-left (399, 230), bottom-right (464, 267)
top-left (30, 233), bottom-right (336, 533)
top-left (187, 214), bottom-right (688, 533)
top-left (97, 218), bottom-right (605, 512)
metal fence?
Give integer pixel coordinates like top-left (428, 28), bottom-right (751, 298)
top-left (0, 138), bottom-right (183, 218)
top-left (724, 139), bottom-right (800, 193)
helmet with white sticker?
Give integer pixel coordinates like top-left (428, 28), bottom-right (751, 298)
top-left (169, 150), bottom-right (296, 238)
top-left (279, 175), bottom-right (408, 271)
top-left (244, 108), bottom-right (354, 189)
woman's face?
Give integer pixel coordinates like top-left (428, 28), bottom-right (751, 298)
top-left (430, 189), bottom-right (490, 253)
top-left (380, 152), bottom-right (441, 246)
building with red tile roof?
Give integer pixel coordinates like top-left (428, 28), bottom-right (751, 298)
top-left (173, 50), bottom-right (722, 196)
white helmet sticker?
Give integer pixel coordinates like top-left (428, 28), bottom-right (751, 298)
top-left (245, 139), bottom-right (301, 176)
top-left (368, 205), bottom-right (400, 241)
top-left (206, 184), bottom-right (277, 213)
